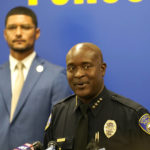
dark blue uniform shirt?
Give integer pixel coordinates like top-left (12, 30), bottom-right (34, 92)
top-left (44, 87), bottom-right (150, 150)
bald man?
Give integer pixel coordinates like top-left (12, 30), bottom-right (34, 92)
top-left (44, 43), bottom-right (150, 150)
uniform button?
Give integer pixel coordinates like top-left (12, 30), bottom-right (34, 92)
top-left (95, 103), bottom-right (98, 106)
top-left (99, 98), bottom-right (103, 101)
top-left (97, 100), bottom-right (100, 103)
top-left (92, 105), bottom-right (96, 109)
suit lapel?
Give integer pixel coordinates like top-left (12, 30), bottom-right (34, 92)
top-left (12, 56), bottom-right (45, 121)
top-left (0, 62), bottom-right (12, 114)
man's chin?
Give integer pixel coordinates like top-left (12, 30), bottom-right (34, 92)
top-left (75, 90), bottom-right (89, 98)
top-left (12, 47), bottom-right (32, 53)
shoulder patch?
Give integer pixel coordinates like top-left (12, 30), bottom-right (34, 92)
top-left (45, 114), bottom-right (52, 131)
top-left (139, 113), bottom-right (150, 135)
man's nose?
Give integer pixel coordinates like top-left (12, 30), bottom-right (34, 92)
top-left (74, 67), bottom-right (85, 78)
top-left (16, 27), bottom-right (22, 36)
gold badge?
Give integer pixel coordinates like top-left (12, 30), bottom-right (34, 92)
top-left (104, 120), bottom-right (117, 138)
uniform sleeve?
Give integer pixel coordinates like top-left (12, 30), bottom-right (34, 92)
top-left (51, 68), bottom-right (72, 106)
top-left (131, 108), bottom-right (150, 150)
top-left (44, 128), bottom-right (51, 148)
top-left (43, 110), bottom-right (54, 148)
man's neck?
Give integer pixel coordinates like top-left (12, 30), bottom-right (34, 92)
top-left (10, 49), bottom-right (34, 61)
top-left (79, 85), bottom-right (105, 104)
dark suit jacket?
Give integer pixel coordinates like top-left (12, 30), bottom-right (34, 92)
top-left (0, 55), bottom-right (72, 150)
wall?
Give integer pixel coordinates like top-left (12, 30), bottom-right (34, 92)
top-left (0, 0), bottom-right (150, 110)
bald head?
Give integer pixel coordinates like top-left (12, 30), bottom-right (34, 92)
top-left (66, 42), bottom-right (103, 64)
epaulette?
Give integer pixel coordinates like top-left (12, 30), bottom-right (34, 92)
top-left (55, 94), bottom-right (75, 105)
top-left (111, 92), bottom-right (144, 113)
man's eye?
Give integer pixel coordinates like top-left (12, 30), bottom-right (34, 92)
top-left (6, 25), bottom-right (34, 30)
top-left (7, 26), bottom-right (17, 30)
top-left (67, 66), bottom-right (75, 72)
top-left (83, 64), bottom-right (91, 70)
top-left (21, 25), bottom-right (33, 30)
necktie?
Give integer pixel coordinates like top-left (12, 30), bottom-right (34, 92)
top-left (75, 103), bottom-right (89, 150)
top-left (10, 62), bottom-right (24, 122)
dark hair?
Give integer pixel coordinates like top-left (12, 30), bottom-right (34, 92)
top-left (5, 6), bottom-right (38, 27)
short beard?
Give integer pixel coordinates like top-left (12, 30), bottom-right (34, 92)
top-left (11, 46), bottom-right (34, 53)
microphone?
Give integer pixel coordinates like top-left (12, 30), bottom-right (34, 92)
top-left (86, 139), bottom-right (100, 150)
top-left (32, 141), bottom-right (44, 150)
top-left (86, 139), bottom-right (106, 150)
top-left (45, 141), bottom-right (59, 150)
top-left (13, 141), bottom-right (44, 150)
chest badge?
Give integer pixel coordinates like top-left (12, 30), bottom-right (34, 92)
top-left (104, 120), bottom-right (117, 138)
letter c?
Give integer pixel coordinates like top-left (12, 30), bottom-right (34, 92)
top-left (128, 0), bottom-right (142, 2)
top-left (103, 0), bottom-right (118, 4)
top-left (51, 0), bottom-right (69, 5)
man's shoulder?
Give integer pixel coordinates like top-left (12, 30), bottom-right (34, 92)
top-left (109, 90), bottom-right (148, 114)
top-left (35, 56), bottom-right (65, 75)
top-left (37, 56), bottom-right (64, 69)
top-left (53, 94), bottom-right (75, 108)
top-left (108, 90), bottom-right (150, 135)
top-left (0, 61), bottom-right (9, 69)
top-left (56, 94), bottom-right (75, 104)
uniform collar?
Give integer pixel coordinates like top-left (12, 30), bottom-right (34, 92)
top-left (74, 87), bottom-right (109, 116)
top-left (89, 87), bottom-right (110, 116)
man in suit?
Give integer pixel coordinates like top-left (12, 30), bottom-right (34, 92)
top-left (0, 6), bottom-right (72, 150)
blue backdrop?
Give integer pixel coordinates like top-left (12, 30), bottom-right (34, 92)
top-left (0, 0), bottom-right (150, 110)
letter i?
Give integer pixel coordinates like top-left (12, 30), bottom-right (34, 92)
top-left (87, 0), bottom-right (97, 4)
top-left (28, 0), bottom-right (38, 5)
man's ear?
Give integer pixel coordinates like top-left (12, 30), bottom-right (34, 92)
top-left (35, 28), bottom-right (40, 40)
top-left (101, 62), bottom-right (107, 77)
top-left (3, 29), bottom-right (7, 41)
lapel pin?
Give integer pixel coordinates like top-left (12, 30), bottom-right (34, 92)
top-left (36, 65), bottom-right (44, 73)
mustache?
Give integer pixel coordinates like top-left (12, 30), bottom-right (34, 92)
top-left (12, 39), bottom-right (26, 42)
top-left (72, 81), bottom-right (89, 85)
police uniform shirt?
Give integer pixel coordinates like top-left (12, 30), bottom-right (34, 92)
top-left (44, 87), bottom-right (150, 150)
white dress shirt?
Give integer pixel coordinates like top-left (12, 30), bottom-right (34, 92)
top-left (9, 51), bottom-right (36, 93)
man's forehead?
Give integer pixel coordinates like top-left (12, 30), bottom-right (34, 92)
top-left (66, 53), bottom-right (97, 66)
top-left (6, 15), bottom-right (33, 24)
top-left (68, 47), bottom-right (98, 60)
